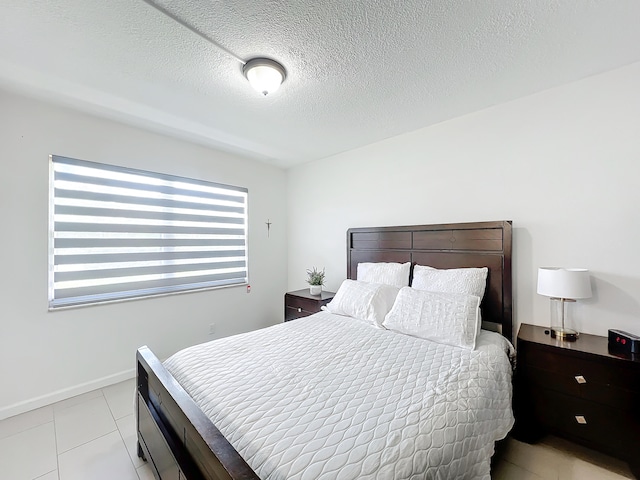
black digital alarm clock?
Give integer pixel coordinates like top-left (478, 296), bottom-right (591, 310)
top-left (608, 329), bottom-right (640, 354)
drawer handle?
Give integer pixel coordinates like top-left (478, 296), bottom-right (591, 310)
top-left (297, 307), bottom-right (302, 313)
top-left (574, 375), bottom-right (587, 384)
top-left (575, 415), bottom-right (587, 425)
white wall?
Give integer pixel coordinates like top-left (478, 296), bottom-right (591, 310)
top-left (288, 61), bottom-right (640, 339)
top-left (0, 91), bottom-right (288, 418)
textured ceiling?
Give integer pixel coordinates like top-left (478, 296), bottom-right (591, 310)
top-left (2, 1), bottom-right (640, 168)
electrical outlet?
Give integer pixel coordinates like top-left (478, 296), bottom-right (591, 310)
top-left (208, 323), bottom-right (216, 335)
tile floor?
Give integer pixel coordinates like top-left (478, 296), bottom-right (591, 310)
top-left (0, 379), bottom-right (152, 480)
top-left (492, 434), bottom-right (634, 480)
top-left (0, 378), bottom-right (635, 479)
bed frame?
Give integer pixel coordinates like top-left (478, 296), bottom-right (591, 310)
top-left (136, 220), bottom-right (513, 480)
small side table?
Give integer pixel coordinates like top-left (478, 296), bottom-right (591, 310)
top-left (512, 323), bottom-right (640, 478)
top-left (284, 289), bottom-right (335, 322)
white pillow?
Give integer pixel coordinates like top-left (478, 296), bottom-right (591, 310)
top-left (383, 287), bottom-right (481, 350)
top-left (411, 265), bottom-right (488, 300)
top-left (357, 262), bottom-right (411, 288)
top-left (325, 279), bottom-right (400, 326)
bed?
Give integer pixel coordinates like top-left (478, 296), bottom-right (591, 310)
top-left (136, 220), bottom-right (514, 480)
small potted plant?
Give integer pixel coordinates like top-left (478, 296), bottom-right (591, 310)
top-left (306, 267), bottom-right (325, 295)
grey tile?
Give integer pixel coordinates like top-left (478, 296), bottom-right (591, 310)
top-left (493, 459), bottom-right (549, 480)
top-left (0, 422), bottom-right (57, 480)
top-left (103, 378), bottom-right (136, 420)
top-left (136, 463), bottom-right (156, 480)
top-left (540, 435), bottom-right (634, 479)
top-left (53, 390), bottom-right (104, 413)
top-left (501, 436), bottom-right (566, 479)
top-left (35, 471), bottom-right (59, 480)
top-left (117, 414), bottom-right (145, 468)
top-left (54, 396), bottom-right (117, 453)
top-left (0, 405), bottom-right (54, 440)
top-left (58, 431), bottom-right (138, 480)
top-left (558, 458), bottom-right (633, 480)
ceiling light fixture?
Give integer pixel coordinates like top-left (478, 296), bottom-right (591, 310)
top-left (143, 0), bottom-right (287, 97)
top-left (243, 58), bottom-right (287, 96)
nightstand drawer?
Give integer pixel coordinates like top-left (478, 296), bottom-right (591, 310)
top-left (521, 345), bottom-right (640, 393)
top-left (285, 295), bottom-right (321, 313)
top-left (532, 389), bottom-right (639, 457)
top-left (284, 289), bottom-right (335, 322)
top-left (525, 365), bottom-right (580, 396)
top-left (525, 364), bottom-right (640, 410)
top-left (285, 306), bottom-right (312, 321)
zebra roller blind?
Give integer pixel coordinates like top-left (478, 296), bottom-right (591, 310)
top-left (49, 155), bottom-right (248, 309)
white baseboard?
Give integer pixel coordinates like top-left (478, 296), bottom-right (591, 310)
top-left (0, 368), bottom-right (136, 421)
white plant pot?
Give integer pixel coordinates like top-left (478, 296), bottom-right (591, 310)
top-left (309, 285), bottom-right (322, 295)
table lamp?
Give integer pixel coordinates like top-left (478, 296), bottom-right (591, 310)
top-left (537, 267), bottom-right (592, 341)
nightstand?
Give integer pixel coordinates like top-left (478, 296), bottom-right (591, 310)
top-left (513, 323), bottom-right (640, 478)
top-left (284, 289), bottom-right (335, 322)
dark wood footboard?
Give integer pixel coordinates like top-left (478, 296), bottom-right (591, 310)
top-left (136, 346), bottom-right (259, 480)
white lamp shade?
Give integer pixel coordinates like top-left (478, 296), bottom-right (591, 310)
top-left (537, 267), bottom-right (592, 299)
top-left (243, 58), bottom-right (286, 96)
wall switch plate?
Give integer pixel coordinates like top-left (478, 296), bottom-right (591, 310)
top-left (246, 285), bottom-right (251, 293)
top-left (208, 323), bottom-right (215, 335)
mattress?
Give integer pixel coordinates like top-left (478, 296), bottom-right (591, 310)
top-left (164, 312), bottom-right (514, 480)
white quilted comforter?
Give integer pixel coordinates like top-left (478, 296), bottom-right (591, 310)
top-left (164, 312), bottom-right (514, 480)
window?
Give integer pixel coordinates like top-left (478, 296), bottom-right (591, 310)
top-left (49, 155), bottom-right (248, 309)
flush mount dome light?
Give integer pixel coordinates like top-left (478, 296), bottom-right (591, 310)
top-left (243, 58), bottom-right (286, 96)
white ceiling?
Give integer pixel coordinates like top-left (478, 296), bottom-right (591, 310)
top-left (2, 1), bottom-right (640, 168)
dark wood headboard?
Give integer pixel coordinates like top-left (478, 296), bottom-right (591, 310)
top-left (347, 221), bottom-right (513, 342)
